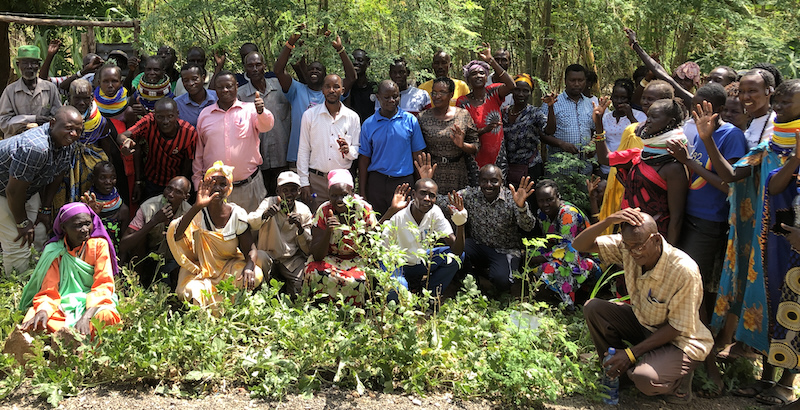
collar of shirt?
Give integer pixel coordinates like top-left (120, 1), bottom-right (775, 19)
top-left (15, 78), bottom-right (48, 96)
top-left (243, 76), bottom-right (278, 95)
top-left (375, 108), bottom-right (406, 122)
top-left (558, 91), bottom-right (590, 106)
top-left (182, 89), bottom-right (216, 108)
top-left (639, 235), bottom-right (670, 282)
top-left (210, 98), bottom-right (243, 113)
top-left (482, 187), bottom-right (510, 205)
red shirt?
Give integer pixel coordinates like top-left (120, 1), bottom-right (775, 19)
top-left (129, 113), bottom-right (197, 186)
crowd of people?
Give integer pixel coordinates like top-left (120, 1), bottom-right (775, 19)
top-left (1, 24), bottom-right (800, 407)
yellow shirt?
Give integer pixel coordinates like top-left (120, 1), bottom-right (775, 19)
top-left (418, 79), bottom-right (471, 107)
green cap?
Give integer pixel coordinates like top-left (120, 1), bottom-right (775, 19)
top-left (16, 45), bottom-right (42, 61)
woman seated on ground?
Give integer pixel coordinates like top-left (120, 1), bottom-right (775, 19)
top-left (305, 169), bottom-right (378, 305)
top-left (4, 203), bottom-right (120, 363)
top-left (595, 98), bottom-right (690, 244)
top-left (529, 179), bottom-right (600, 306)
top-left (167, 161), bottom-right (268, 307)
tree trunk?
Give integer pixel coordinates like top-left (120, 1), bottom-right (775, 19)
top-left (0, 21), bottom-right (9, 92)
top-left (671, 22), bottom-right (694, 70)
top-left (524, 1), bottom-right (533, 76)
top-left (535, 0), bottom-right (553, 106)
top-left (578, 24), bottom-right (598, 93)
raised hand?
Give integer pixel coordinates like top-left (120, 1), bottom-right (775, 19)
top-left (47, 39), bottom-right (62, 56)
top-left (449, 124), bottom-right (466, 149)
top-left (81, 191), bottom-right (102, 214)
top-left (477, 42), bottom-right (492, 63)
top-left (592, 97), bottom-right (611, 124)
top-left (586, 174), bottom-right (602, 197)
top-left (509, 176), bottom-right (535, 208)
top-left (195, 179), bottom-right (220, 208)
top-left (389, 183), bottom-right (411, 212)
top-left (131, 96), bottom-right (147, 118)
top-left (213, 50), bottom-right (226, 69)
top-left (254, 91), bottom-right (264, 114)
top-left (414, 152), bottom-right (438, 179)
top-left (84, 55), bottom-right (104, 74)
top-left (120, 136), bottom-right (137, 156)
top-left (263, 196), bottom-right (282, 220)
top-left (325, 209), bottom-right (340, 229)
top-left (607, 207), bottom-right (644, 226)
top-left (542, 92), bottom-right (558, 107)
top-left (692, 100), bottom-right (718, 143)
top-left (331, 34), bottom-right (344, 52)
top-left (448, 190), bottom-right (465, 212)
top-left (623, 27), bottom-right (638, 46)
top-left (289, 23), bottom-right (306, 47)
top-left (127, 56), bottom-right (140, 73)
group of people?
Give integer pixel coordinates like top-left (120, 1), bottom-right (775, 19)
top-left (1, 25), bottom-right (800, 407)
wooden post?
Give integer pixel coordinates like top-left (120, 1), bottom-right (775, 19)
top-left (81, 29), bottom-right (96, 57)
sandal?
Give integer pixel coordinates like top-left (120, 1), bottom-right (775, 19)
top-left (757, 384), bottom-right (795, 406)
top-left (734, 379), bottom-right (776, 398)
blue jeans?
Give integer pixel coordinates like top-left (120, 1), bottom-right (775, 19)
top-left (388, 246), bottom-right (460, 302)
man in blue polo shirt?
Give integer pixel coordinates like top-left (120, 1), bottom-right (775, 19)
top-left (358, 80), bottom-right (426, 215)
top-left (175, 63), bottom-right (217, 128)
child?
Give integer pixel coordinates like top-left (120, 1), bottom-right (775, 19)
top-left (81, 161), bottom-right (130, 249)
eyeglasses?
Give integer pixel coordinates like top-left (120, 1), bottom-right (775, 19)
top-left (623, 233), bottom-right (657, 255)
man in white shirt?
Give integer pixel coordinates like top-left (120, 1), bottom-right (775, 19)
top-left (297, 74), bottom-right (361, 211)
top-left (383, 179), bottom-right (466, 300)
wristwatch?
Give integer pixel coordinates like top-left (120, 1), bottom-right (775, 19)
top-left (16, 220), bottom-right (30, 229)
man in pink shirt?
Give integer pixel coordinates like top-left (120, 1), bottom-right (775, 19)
top-left (194, 70), bottom-right (274, 212)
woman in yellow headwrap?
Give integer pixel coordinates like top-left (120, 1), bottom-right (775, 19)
top-left (167, 161), bottom-right (270, 307)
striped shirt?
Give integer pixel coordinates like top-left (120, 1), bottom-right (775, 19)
top-left (0, 123), bottom-right (75, 198)
top-left (128, 113), bottom-right (197, 186)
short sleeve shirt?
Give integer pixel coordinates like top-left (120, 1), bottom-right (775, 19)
top-left (359, 109), bottom-right (426, 177)
top-left (387, 203), bottom-right (453, 265)
top-left (0, 123), bottom-right (75, 198)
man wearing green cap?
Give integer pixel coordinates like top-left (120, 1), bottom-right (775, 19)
top-left (0, 45), bottom-right (62, 139)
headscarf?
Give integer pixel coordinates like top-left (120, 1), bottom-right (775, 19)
top-left (327, 169), bottom-right (354, 188)
top-left (641, 128), bottom-right (690, 159)
top-left (49, 202), bottom-right (119, 276)
top-left (132, 75), bottom-right (174, 112)
top-left (770, 118), bottom-right (800, 157)
top-left (94, 86), bottom-right (128, 117)
top-left (514, 73), bottom-right (534, 88)
top-left (80, 101), bottom-right (109, 145)
top-left (462, 60), bottom-right (491, 81)
top-left (204, 160), bottom-right (234, 198)
top-left (674, 62), bottom-right (701, 87)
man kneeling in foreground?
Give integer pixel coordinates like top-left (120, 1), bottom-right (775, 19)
top-left (4, 203), bottom-right (121, 364)
top-left (572, 207), bottom-right (713, 404)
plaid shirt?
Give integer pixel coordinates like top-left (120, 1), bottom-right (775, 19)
top-left (539, 91), bottom-right (594, 153)
top-left (0, 123), bottom-right (75, 198)
top-left (596, 234), bottom-right (713, 361)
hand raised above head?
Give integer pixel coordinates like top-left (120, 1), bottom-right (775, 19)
top-left (414, 152), bottom-right (438, 180)
top-left (692, 100), bottom-right (718, 142)
top-left (542, 92), bottom-right (558, 107)
top-left (389, 183), bottom-right (411, 212)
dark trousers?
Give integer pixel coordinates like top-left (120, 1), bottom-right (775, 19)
top-left (388, 246), bottom-right (460, 302)
top-left (366, 171), bottom-right (414, 216)
top-left (464, 238), bottom-right (520, 293)
top-left (583, 298), bottom-right (700, 396)
top-left (677, 214), bottom-right (728, 293)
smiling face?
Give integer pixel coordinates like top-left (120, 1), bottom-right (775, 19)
top-left (180, 66), bottom-right (205, 97)
top-left (16, 58), bottom-right (40, 81)
top-left (352, 50), bottom-right (370, 76)
top-left (308, 62), bottom-right (327, 87)
top-left (739, 74), bottom-right (771, 116)
top-left (610, 86), bottom-right (630, 111)
top-left (535, 186), bottom-right (561, 220)
top-left (50, 110), bottom-right (84, 148)
top-left (479, 166), bottom-right (503, 202)
top-left (144, 57), bottom-right (165, 83)
top-left (773, 89), bottom-right (800, 123)
top-left (215, 74), bottom-right (238, 107)
top-left (377, 81), bottom-right (400, 115)
top-left (329, 183), bottom-right (353, 214)
top-left (99, 66), bottom-right (122, 96)
top-left (64, 213), bottom-right (93, 249)
top-left (512, 81), bottom-right (531, 105)
top-left (467, 66), bottom-right (487, 90)
top-left (430, 81), bottom-right (453, 109)
top-left (93, 164), bottom-right (117, 196)
top-left (277, 183), bottom-right (300, 209)
top-left (432, 53), bottom-right (451, 78)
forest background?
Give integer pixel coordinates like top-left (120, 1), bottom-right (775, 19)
top-left (1, 0), bottom-right (799, 100)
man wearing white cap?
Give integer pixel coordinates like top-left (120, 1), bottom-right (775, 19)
top-left (247, 171), bottom-right (313, 296)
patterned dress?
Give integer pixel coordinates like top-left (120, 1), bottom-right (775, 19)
top-left (304, 198), bottom-right (377, 305)
top-left (456, 83), bottom-right (505, 168)
top-left (418, 108), bottom-right (479, 193)
top-left (610, 150), bottom-right (671, 236)
top-left (532, 202), bottom-right (600, 305)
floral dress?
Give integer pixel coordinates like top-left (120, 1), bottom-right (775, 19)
top-left (304, 198), bottom-right (377, 305)
top-left (456, 83), bottom-right (505, 168)
top-left (532, 202), bottom-right (600, 305)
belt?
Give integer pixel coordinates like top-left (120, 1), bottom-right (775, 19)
top-left (308, 168), bottom-right (327, 177)
top-left (232, 169), bottom-right (260, 187)
top-left (430, 153), bottom-right (464, 165)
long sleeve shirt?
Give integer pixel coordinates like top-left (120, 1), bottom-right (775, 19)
top-left (296, 103), bottom-right (361, 187)
top-left (192, 99), bottom-right (274, 189)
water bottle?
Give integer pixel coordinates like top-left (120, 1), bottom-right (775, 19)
top-left (602, 347), bottom-right (620, 405)
top-left (794, 187), bottom-right (800, 227)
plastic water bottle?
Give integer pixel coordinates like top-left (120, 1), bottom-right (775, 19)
top-left (794, 187), bottom-right (800, 227)
top-left (602, 347), bottom-right (620, 405)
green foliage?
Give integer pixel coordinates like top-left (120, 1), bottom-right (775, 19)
top-left (543, 152), bottom-right (595, 215)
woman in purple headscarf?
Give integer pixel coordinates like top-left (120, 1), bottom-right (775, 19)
top-left (5, 202), bottom-right (120, 361)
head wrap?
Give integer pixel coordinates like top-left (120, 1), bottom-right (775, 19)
top-left (514, 73), bottom-right (534, 88)
top-left (770, 119), bottom-right (800, 157)
top-left (94, 86), bottom-right (128, 117)
top-left (674, 62), bottom-right (701, 87)
top-left (641, 128), bottom-right (691, 160)
top-left (205, 161), bottom-right (234, 197)
top-left (327, 169), bottom-right (354, 189)
top-left (132, 75), bottom-right (174, 112)
top-left (462, 60), bottom-right (491, 81)
top-left (49, 202), bottom-right (119, 276)
top-left (80, 101), bottom-right (108, 145)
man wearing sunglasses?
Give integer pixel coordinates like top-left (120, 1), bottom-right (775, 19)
top-left (573, 207), bottom-right (713, 404)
